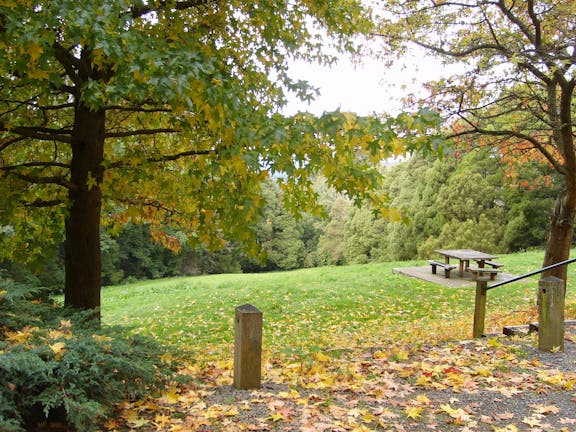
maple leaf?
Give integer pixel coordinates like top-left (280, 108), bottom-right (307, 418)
top-left (521, 416), bottom-right (543, 427)
top-left (492, 425), bottom-right (518, 432)
top-left (405, 406), bottom-right (423, 420)
top-left (122, 409), bottom-right (150, 428)
top-left (494, 412), bottom-right (515, 421)
top-left (27, 42), bottom-right (43, 61)
top-left (27, 68), bottom-right (49, 80)
top-left (86, 171), bottom-right (98, 191)
top-left (314, 351), bottom-right (331, 362)
top-left (154, 413), bottom-right (171, 427)
top-left (529, 404), bottom-right (560, 415)
top-left (560, 417), bottom-right (576, 425)
top-left (267, 412), bottom-right (285, 422)
top-left (5, 326), bottom-right (38, 343)
top-left (160, 388), bottom-right (180, 404)
top-left (415, 394), bottom-right (431, 405)
top-left (92, 334), bottom-right (113, 343)
top-left (160, 351), bottom-right (173, 364)
top-left (49, 341), bottom-right (66, 360)
top-left (440, 403), bottom-right (472, 423)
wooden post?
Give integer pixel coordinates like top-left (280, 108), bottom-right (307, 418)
top-left (473, 278), bottom-right (488, 338)
top-left (538, 277), bottom-right (565, 352)
top-left (233, 304), bottom-right (263, 389)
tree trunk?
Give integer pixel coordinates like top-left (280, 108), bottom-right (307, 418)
top-left (542, 81), bottom-right (576, 286)
top-left (543, 189), bottom-right (576, 284)
top-left (64, 104), bottom-right (105, 315)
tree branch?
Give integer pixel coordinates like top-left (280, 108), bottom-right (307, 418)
top-left (104, 128), bottom-right (178, 138)
top-left (1, 161), bottom-right (70, 170)
top-left (448, 117), bottom-right (565, 174)
top-left (130, 0), bottom-right (218, 19)
top-left (23, 199), bottom-right (65, 208)
top-left (6, 171), bottom-right (77, 190)
top-left (0, 125), bottom-right (73, 144)
top-left (107, 148), bottom-right (213, 169)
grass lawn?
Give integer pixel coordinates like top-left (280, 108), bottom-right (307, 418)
top-left (102, 249), bottom-right (576, 361)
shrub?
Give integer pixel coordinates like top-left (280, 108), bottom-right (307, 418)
top-left (0, 277), bottom-right (175, 431)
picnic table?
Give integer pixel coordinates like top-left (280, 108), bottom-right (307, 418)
top-left (433, 249), bottom-right (498, 278)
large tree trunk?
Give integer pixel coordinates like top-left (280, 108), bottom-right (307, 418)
top-left (64, 104), bottom-right (105, 315)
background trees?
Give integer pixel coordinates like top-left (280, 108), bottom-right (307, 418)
top-left (377, 0), bottom-right (576, 280)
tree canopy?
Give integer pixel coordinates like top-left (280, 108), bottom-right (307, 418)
top-left (377, 0), bottom-right (576, 281)
top-left (0, 1), bottom-right (442, 311)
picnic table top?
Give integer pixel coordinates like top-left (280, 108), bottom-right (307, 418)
top-left (434, 249), bottom-right (497, 261)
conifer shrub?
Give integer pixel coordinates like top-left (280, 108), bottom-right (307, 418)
top-left (0, 277), bottom-right (175, 431)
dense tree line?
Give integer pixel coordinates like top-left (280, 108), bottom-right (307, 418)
top-left (2, 148), bottom-right (559, 291)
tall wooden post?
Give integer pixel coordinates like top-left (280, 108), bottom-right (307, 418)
top-left (538, 277), bottom-right (565, 352)
top-left (473, 279), bottom-right (488, 338)
top-left (233, 304), bottom-right (263, 389)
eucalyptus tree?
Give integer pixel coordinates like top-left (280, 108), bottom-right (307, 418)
top-left (0, 1), bottom-right (442, 312)
top-left (378, 1), bottom-right (576, 280)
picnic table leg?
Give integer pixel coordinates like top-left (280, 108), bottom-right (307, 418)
top-left (458, 260), bottom-right (465, 277)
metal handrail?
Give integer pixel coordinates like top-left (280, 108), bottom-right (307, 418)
top-left (487, 256), bottom-right (576, 291)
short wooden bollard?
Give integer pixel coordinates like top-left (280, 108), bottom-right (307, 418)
top-left (233, 304), bottom-right (263, 389)
top-left (472, 279), bottom-right (488, 338)
top-left (538, 276), bottom-right (565, 352)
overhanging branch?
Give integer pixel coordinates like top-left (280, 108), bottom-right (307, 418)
top-left (448, 118), bottom-right (565, 174)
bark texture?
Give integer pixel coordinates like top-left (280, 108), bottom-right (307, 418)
top-left (64, 104), bottom-right (105, 314)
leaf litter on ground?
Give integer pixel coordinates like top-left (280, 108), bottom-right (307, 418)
top-left (105, 330), bottom-right (576, 432)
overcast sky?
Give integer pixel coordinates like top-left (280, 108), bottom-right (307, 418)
top-left (284, 50), bottom-right (449, 116)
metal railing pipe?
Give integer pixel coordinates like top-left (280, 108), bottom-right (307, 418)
top-left (487, 256), bottom-right (576, 291)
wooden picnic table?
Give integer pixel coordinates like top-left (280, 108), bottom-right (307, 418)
top-left (434, 249), bottom-right (498, 278)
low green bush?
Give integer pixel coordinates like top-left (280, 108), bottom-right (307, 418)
top-left (0, 277), bottom-right (175, 431)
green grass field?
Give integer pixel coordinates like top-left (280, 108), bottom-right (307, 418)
top-left (102, 249), bottom-right (576, 361)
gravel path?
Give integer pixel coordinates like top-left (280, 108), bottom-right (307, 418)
top-left (107, 329), bottom-right (576, 431)
top-left (184, 332), bottom-right (576, 431)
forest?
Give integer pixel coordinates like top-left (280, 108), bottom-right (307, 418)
top-left (2, 146), bottom-right (557, 291)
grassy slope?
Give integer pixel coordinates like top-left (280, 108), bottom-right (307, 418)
top-left (101, 249), bottom-right (576, 361)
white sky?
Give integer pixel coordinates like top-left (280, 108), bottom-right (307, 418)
top-left (284, 50), bottom-right (449, 116)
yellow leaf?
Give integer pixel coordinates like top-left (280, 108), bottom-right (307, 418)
top-left (405, 406), bottom-right (423, 419)
top-left (5, 326), bottom-right (38, 343)
top-left (127, 417), bottom-right (150, 428)
top-left (487, 337), bottom-right (503, 348)
top-left (50, 341), bottom-right (66, 360)
top-left (154, 413), bottom-right (171, 427)
top-left (314, 351), bottom-right (330, 362)
top-left (415, 394), bottom-right (431, 405)
top-left (160, 388), bottom-right (180, 404)
top-left (86, 171), bottom-right (98, 191)
top-left (28, 68), bottom-right (50, 80)
top-left (27, 42), bottom-right (43, 61)
top-left (267, 413), bottom-right (285, 422)
top-left (278, 389), bottom-right (300, 399)
top-left (342, 111), bottom-right (357, 132)
top-left (373, 350), bottom-right (387, 359)
top-left (393, 348), bottom-right (409, 361)
top-left (160, 351), bottom-right (173, 364)
top-left (92, 334), bottom-right (113, 343)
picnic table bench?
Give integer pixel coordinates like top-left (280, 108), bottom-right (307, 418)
top-left (483, 260), bottom-right (504, 269)
top-left (427, 260), bottom-right (457, 278)
top-left (468, 266), bottom-right (501, 281)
